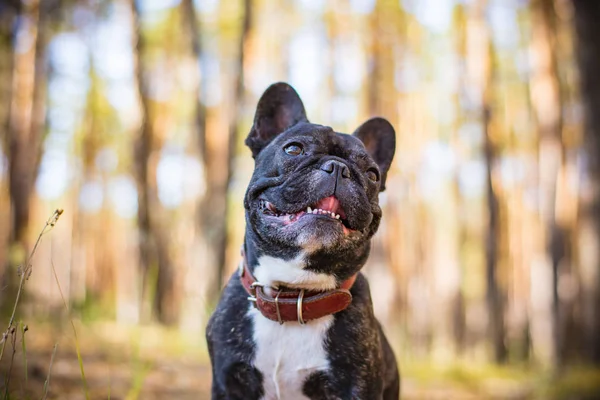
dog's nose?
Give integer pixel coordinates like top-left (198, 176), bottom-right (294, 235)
top-left (320, 160), bottom-right (350, 179)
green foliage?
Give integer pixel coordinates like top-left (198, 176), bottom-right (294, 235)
top-left (72, 293), bottom-right (117, 323)
top-left (402, 361), bottom-right (600, 399)
top-left (540, 368), bottom-right (600, 400)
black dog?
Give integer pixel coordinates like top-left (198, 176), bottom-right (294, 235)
top-left (206, 82), bottom-right (399, 399)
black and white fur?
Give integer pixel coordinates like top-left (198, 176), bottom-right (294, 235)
top-left (206, 82), bottom-right (399, 399)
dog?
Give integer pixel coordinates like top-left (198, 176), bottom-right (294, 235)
top-left (206, 82), bottom-right (399, 400)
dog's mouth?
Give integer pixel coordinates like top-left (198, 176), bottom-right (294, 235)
top-left (259, 196), bottom-right (354, 234)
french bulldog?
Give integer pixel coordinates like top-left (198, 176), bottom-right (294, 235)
top-left (206, 82), bottom-right (399, 400)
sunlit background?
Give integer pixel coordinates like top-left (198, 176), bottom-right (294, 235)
top-left (1, 0), bottom-right (600, 398)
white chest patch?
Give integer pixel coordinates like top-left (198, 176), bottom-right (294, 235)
top-left (250, 255), bottom-right (335, 400)
top-left (250, 306), bottom-right (333, 400)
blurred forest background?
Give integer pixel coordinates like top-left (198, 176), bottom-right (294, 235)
top-left (1, 0), bottom-right (600, 398)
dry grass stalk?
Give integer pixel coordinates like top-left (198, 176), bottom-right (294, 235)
top-left (2, 326), bottom-right (18, 399)
top-left (41, 343), bottom-right (58, 400)
top-left (0, 209), bottom-right (63, 361)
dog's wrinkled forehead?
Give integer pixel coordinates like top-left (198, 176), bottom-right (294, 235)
top-left (257, 122), bottom-right (372, 164)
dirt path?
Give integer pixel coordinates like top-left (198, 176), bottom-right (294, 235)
top-left (1, 349), bottom-right (527, 400)
top-left (0, 322), bottom-right (597, 399)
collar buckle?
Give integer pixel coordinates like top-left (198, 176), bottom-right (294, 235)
top-left (297, 289), bottom-right (306, 325)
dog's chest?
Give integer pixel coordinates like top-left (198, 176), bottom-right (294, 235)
top-left (249, 306), bottom-right (333, 400)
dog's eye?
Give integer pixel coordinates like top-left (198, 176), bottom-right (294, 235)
top-left (284, 143), bottom-right (304, 156)
top-left (366, 168), bottom-right (379, 182)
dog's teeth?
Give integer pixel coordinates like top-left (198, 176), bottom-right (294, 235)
top-left (336, 214), bottom-right (340, 219)
top-left (307, 207), bottom-right (312, 213)
top-left (313, 209), bottom-right (318, 214)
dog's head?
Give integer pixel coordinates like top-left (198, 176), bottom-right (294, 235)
top-left (244, 83), bottom-right (395, 278)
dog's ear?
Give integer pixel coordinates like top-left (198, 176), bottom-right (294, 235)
top-left (353, 117), bottom-right (396, 191)
top-left (245, 82), bottom-right (308, 158)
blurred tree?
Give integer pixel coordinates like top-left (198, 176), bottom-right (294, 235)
top-left (483, 42), bottom-right (506, 364)
top-left (187, 0), bottom-right (252, 305)
top-left (572, 0), bottom-right (600, 365)
top-left (367, 0), bottom-right (399, 120)
top-left (470, 0), bottom-right (507, 363)
top-left (529, 0), bottom-right (567, 367)
top-left (451, 2), bottom-right (468, 354)
top-left (131, 0), bottom-right (175, 324)
top-left (181, 0), bottom-right (206, 159)
top-left (0, 0), bottom-right (20, 291)
top-left (7, 0), bottom-right (52, 263)
top-left (0, 1), bottom-right (19, 160)
top-left (221, 0), bottom-right (251, 297)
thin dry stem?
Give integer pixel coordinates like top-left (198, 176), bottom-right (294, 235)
top-left (2, 328), bottom-right (18, 399)
top-left (0, 209), bottom-right (63, 361)
top-left (41, 343), bottom-right (58, 400)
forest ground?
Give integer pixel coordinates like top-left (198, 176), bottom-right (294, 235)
top-left (1, 320), bottom-right (600, 400)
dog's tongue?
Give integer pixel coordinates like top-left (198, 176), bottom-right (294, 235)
top-left (315, 196), bottom-right (342, 214)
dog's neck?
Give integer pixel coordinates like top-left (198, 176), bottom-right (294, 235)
top-left (243, 235), bottom-right (368, 291)
top-left (243, 241), bottom-right (337, 292)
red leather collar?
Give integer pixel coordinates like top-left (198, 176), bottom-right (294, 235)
top-left (239, 253), bottom-right (357, 324)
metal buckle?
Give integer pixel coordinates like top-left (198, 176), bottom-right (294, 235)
top-left (247, 282), bottom-right (263, 303)
top-left (297, 289), bottom-right (305, 325)
top-left (275, 289), bottom-right (283, 325)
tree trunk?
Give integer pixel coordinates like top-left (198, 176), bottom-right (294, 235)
top-left (130, 0), bottom-right (175, 324)
top-left (0, 1), bottom-right (19, 154)
top-left (219, 0), bottom-right (251, 297)
top-left (181, 0), bottom-right (207, 160)
top-left (451, 2), bottom-right (468, 355)
top-left (7, 0), bottom-right (48, 262)
top-left (0, 0), bottom-right (20, 310)
top-left (483, 106), bottom-right (506, 363)
top-left (367, 0), bottom-right (398, 120)
top-left (572, 0), bottom-right (600, 365)
top-left (186, 0), bottom-right (252, 306)
top-left (529, 0), bottom-right (566, 367)
top-left (469, 0), bottom-right (507, 363)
